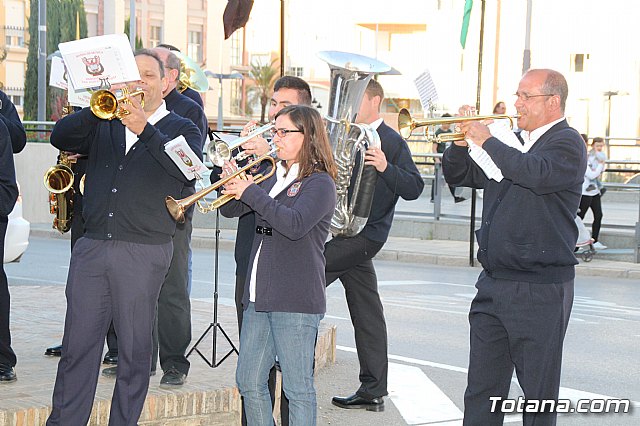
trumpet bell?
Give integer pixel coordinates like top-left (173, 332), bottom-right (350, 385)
top-left (90, 88), bottom-right (145, 120)
top-left (397, 108), bottom-right (520, 141)
top-left (44, 164), bottom-right (74, 194)
top-left (174, 51), bottom-right (209, 93)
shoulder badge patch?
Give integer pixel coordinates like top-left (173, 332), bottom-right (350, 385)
top-left (287, 181), bottom-right (302, 197)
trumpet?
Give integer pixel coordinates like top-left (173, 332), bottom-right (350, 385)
top-left (207, 123), bottom-right (275, 167)
top-left (90, 87), bottom-right (145, 120)
top-left (397, 108), bottom-right (520, 141)
top-left (166, 148), bottom-right (279, 223)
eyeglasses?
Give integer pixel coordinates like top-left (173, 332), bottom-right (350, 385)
top-left (274, 128), bottom-right (303, 138)
top-left (514, 92), bottom-right (556, 102)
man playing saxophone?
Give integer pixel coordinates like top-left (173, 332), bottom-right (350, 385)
top-left (46, 49), bottom-right (201, 426)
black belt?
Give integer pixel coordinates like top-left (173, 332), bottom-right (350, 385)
top-left (256, 226), bottom-right (273, 236)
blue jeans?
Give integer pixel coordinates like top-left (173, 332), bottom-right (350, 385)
top-left (236, 303), bottom-right (322, 426)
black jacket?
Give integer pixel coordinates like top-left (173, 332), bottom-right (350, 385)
top-left (443, 119), bottom-right (587, 283)
top-left (0, 90), bottom-right (26, 154)
top-left (50, 107), bottom-right (202, 244)
top-left (362, 121), bottom-right (424, 243)
top-left (0, 120), bottom-right (18, 218)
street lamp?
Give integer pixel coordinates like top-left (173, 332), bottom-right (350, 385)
top-left (603, 90), bottom-right (628, 158)
top-left (205, 71), bottom-right (243, 131)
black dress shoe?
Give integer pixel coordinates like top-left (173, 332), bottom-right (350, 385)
top-left (45, 344), bottom-right (63, 357)
top-left (102, 366), bottom-right (156, 378)
top-left (102, 351), bottom-right (118, 365)
top-left (0, 364), bottom-right (17, 383)
top-left (331, 393), bottom-right (384, 412)
top-left (454, 196), bottom-right (467, 203)
top-left (160, 368), bottom-right (186, 388)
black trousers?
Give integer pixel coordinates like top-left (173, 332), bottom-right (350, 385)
top-left (47, 238), bottom-right (172, 426)
top-left (235, 273), bottom-right (290, 426)
top-left (70, 192), bottom-right (118, 354)
top-left (152, 217), bottom-right (193, 375)
top-left (463, 271), bottom-right (574, 426)
top-left (0, 219), bottom-right (16, 367)
top-left (577, 194), bottom-right (603, 242)
top-left (325, 233), bottom-right (388, 399)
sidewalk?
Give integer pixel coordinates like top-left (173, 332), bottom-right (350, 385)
top-left (6, 224), bottom-right (638, 425)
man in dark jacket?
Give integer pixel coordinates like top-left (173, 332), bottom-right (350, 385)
top-left (46, 50), bottom-right (201, 426)
top-left (0, 90), bottom-right (25, 383)
top-left (443, 69), bottom-right (586, 426)
top-left (329, 79), bottom-right (424, 412)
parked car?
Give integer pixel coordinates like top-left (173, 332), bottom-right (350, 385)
top-left (4, 184), bottom-right (30, 263)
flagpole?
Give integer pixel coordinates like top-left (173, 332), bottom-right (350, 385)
top-left (280, 0), bottom-right (285, 77)
top-left (468, 0), bottom-right (486, 268)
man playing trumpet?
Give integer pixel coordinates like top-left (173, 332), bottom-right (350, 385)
top-left (46, 49), bottom-right (202, 426)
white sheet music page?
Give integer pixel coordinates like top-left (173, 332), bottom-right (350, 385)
top-left (467, 120), bottom-right (524, 182)
top-left (164, 136), bottom-right (208, 180)
top-left (414, 70), bottom-right (439, 112)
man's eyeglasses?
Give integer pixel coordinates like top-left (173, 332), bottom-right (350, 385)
top-left (514, 92), bottom-right (556, 102)
top-left (274, 128), bottom-right (303, 138)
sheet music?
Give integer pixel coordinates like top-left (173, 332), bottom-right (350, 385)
top-left (414, 70), bottom-right (439, 112)
top-left (165, 136), bottom-right (209, 180)
top-left (467, 120), bottom-right (524, 182)
top-left (59, 34), bottom-right (140, 90)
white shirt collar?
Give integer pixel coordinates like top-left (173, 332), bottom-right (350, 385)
top-left (269, 162), bottom-right (299, 197)
top-left (369, 117), bottom-right (383, 130)
top-left (125, 101), bottom-right (170, 154)
top-left (520, 116), bottom-right (565, 151)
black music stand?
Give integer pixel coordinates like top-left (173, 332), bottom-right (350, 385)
top-left (186, 203), bottom-right (238, 367)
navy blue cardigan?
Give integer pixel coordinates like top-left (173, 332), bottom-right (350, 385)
top-left (443, 120), bottom-right (587, 283)
top-left (0, 90), bottom-right (26, 154)
top-left (0, 121), bottom-right (18, 218)
top-left (221, 170), bottom-right (337, 314)
top-left (50, 107), bottom-right (202, 245)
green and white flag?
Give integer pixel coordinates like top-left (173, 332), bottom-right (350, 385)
top-left (460, 0), bottom-right (473, 48)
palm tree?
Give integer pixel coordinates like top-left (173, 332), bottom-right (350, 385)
top-left (248, 59), bottom-right (278, 123)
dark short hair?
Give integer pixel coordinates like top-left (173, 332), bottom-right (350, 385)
top-left (442, 113), bottom-right (452, 118)
top-left (274, 105), bottom-right (337, 180)
top-left (134, 49), bottom-right (165, 78)
top-left (592, 137), bottom-right (604, 144)
top-left (157, 43), bottom-right (180, 52)
top-left (274, 76), bottom-right (312, 105)
top-left (365, 79), bottom-right (384, 102)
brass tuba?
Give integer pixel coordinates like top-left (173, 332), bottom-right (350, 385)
top-left (44, 151), bottom-right (75, 234)
top-left (318, 51), bottom-right (391, 237)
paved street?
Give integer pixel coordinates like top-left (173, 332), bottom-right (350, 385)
top-left (5, 237), bottom-right (639, 425)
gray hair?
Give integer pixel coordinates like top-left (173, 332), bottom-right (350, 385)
top-left (539, 69), bottom-right (568, 112)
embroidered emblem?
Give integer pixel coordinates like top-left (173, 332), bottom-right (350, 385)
top-left (287, 182), bottom-right (302, 197)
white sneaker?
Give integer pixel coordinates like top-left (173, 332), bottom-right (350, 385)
top-left (593, 241), bottom-right (607, 250)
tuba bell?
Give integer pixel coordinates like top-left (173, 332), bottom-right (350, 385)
top-left (318, 51), bottom-right (391, 237)
top-left (173, 51), bottom-right (209, 93)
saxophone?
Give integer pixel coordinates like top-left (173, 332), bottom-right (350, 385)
top-left (318, 51), bottom-right (391, 237)
top-left (44, 105), bottom-right (76, 234)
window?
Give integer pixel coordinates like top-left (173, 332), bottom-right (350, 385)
top-left (287, 67), bottom-right (304, 77)
top-left (230, 31), bottom-right (242, 66)
top-left (570, 53), bottom-right (589, 73)
top-left (11, 95), bottom-right (22, 107)
top-left (187, 28), bottom-right (203, 62)
top-left (230, 79), bottom-right (242, 115)
top-left (3, 26), bottom-right (26, 47)
top-left (149, 25), bottom-right (162, 47)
